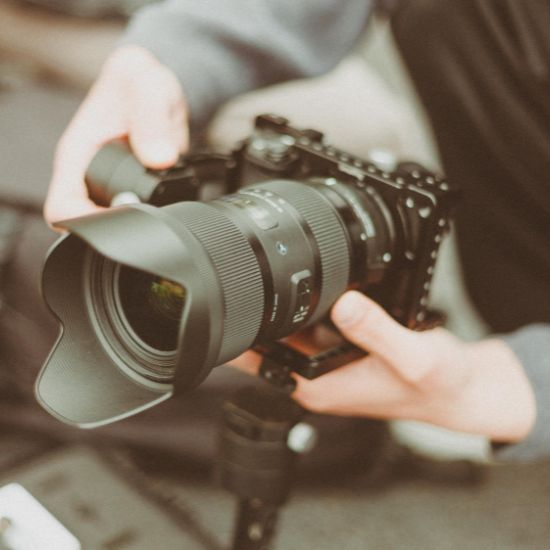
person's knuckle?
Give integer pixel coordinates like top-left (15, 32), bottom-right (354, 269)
top-left (400, 364), bottom-right (430, 386)
top-left (343, 303), bottom-right (381, 340)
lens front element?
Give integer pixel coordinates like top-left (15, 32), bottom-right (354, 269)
top-left (88, 253), bottom-right (186, 384)
top-left (117, 266), bottom-right (186, 352)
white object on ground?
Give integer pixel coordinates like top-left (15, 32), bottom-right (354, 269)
top-left (0, 483), bottom-right (80, 550)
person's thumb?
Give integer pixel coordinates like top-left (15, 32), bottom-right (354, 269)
top-left (331, 291), bottom-right (420, 366)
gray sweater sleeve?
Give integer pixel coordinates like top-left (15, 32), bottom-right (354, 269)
top-left (494, 325), bottom-right (550, 462)
top-left (120, 0), bottom-right (373, 128)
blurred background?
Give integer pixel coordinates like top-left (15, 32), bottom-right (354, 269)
top-left (0, 1), bottom-right (548, 549)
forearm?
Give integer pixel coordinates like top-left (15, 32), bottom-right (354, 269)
top-left (120, 0), bottom-right (373, 129)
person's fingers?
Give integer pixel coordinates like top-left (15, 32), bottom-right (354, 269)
top-left (331, 292), bottom-right (416, 355)
top-left (128, 74), bottom-right (189, 168)
top-left (45, 99), bottom-right (124, 226)
top-left (45, 45), bottom-right (189, 227)
top-left (45, 143), bottom-right (105, 226)
top-left (331, 291), bottom-right (434, 383)
top-left (292, 357), bottom-right (415, 418)
top-left (44, 192), bottom-right (105, 228)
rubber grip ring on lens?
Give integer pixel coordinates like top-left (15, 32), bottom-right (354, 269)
top-left (257, 180), bottom-right (350, 324)
top-left (176, 203), bottom-right (265, 363)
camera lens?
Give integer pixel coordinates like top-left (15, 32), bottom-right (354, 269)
top-left (116, 266), bottom-right (186, 352)
top-left (37, 130), bottom-right (454, 429)
top-left (39, 151), bottom-right (399, 427)
top-left (87, 254), bottom-right (186, 383)
top-left (84, 177), bottom-right (394, 386)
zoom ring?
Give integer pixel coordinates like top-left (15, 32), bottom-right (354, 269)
top-left (178, 203), bottom-right (265, 363)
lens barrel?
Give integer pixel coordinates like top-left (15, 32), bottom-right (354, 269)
top-left (100, 177), bottom-right (394, 384)
top-left (37, 150), bottom-right (395, 427)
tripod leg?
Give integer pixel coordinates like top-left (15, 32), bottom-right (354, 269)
top-left (218, 386), bottom-right (305, 550)
top-left (232, 498), bottom-right (278, 550)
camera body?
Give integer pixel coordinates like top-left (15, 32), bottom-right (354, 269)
top-left (37, 115), bottom-right (458, 427)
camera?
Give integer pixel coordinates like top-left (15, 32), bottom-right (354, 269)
top-left (36, 115), bottom-right (458, 428)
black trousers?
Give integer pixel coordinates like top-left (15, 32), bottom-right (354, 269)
top-left (392, 0), bottom-right (550, 332)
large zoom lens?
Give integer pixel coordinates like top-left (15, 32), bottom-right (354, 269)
top-left (84, 177), bottom-right (394, 385)
top-left (38, 144), bottom-right (399, 427)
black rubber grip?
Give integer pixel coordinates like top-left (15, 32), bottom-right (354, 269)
top-left (173, 202), bottom-right (265, 363)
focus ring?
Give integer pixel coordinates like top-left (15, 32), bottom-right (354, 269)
top-left (258, 180), bottom-right (350, 323)
top-left (172, 203), bottom-right (265, 363)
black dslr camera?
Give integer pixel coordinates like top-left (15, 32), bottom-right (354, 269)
top-left (36, 115), bottom-right (458, 428)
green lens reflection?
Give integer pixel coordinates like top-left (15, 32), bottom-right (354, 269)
top-left (149, 278), bottom-right (186, 321)
top-left (117, 266), bottom-right (186, 352)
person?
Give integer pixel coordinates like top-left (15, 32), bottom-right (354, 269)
top-left (44, 0), bottom-right (550, 462)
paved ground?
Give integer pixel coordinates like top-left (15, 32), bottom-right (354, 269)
top-left (1, 433), bottom-right (549, 549)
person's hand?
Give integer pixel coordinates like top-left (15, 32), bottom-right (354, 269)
top-left (233, 291), bottom-right (536, 443)
top-left (44, 45), bottom-right (189, 225)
